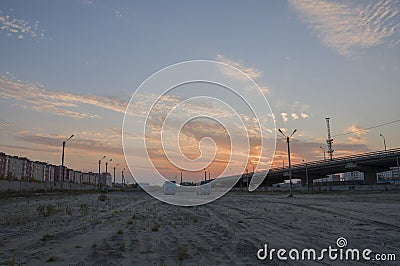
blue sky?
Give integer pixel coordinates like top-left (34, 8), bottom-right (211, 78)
top-left (1, 0), bottom-right (400, 183)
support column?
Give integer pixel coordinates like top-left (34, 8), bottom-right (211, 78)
top-left (363, 171), bottom-right (378, 185)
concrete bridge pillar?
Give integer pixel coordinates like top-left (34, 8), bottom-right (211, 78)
top-left (363, 171), bottom-right (378, 185)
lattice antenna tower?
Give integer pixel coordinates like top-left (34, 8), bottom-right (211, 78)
top-left (326, 118), bottom-right (334, 160)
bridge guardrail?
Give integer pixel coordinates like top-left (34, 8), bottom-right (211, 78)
top-left (268, 147), bottom-right (400, 173)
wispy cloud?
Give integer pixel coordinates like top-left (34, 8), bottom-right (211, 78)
top-left (346, 124), bottom-right (368, 144)
top-left (0, 12), bottom-right (44, 40)
top-left (281, 113), bottom-right (289, 123)
top-left (291, 0), bottom-right (400, 56)
top-left (0, 75), bottom-right (127, 119)
top-left (216, 54), bottom-right (262, 80)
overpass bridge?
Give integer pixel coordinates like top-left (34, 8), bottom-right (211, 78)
top-left (246, 148), bottom-right (400, 187)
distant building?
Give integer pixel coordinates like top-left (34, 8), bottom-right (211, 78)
top-left (32, 161), bottom-right (46, 181)
top-left (68, 168), bottom-right (74, 183)
top-left (44, 164), bottom-right (56, 182)
top-left (20, 157), bottom-right (33, 181)
top-left (343, 171), bottom-right (364, 181)
top-left (0, 152), bottom-right (6, 178)
top-left (74, 171), bottom-right (82, 184)
top-left (101, 172), bottom-right (112, 187)
top-left (7, 156), bottom-right (24, 180)
top-left (377, 167), bottom-right (400, 183)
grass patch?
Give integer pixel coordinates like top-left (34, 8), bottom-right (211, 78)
top-left (36, 204), bottom-right (61, 217)
top-left (177, 246), bottom-right (187, 261)
top-left (151, 222), bottom-right (161, 232)
top-left (41, 234), bottom-right (51, 241)
top-left (80, 204), bottom-right (88, 216)
top-left (117, 229), bottom-right (123, 235)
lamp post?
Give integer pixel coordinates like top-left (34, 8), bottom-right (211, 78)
top-left (379, 134), bottom-right (387, 151)
top-left (122, 168), bottom-right (125, 189)
top-left (320, 146), bottom-right (326, 162)
top-left (98, 155), bottom-right (106, 188)
top-left (303, 159), bottom-right (309, 191)
top-left (61, 135), bottom-right (74, 189)
top-left (105, 158), bottom-right (112, 173)
top-left (278, 128), bottom-right (297, 198)
top-left (113, 163), bottom-right (119, 186)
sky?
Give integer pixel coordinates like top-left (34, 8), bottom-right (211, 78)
top-left (0, 0), bottom-right (400, 184)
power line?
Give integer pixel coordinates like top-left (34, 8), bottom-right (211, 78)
top-left (332, 119), bottom-right (400, 137)
top-left (284, 118), bottom-right (400, 144)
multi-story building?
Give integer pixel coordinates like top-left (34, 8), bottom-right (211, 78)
top-left (0, 152), bottom-right (6, 178)
top-left (82, 172), bottom-right (90, 184)
top-left (54, 166), bottom-right (68, 182)
top-left (74, 171), bottom-right (82, 184)
top-left (49, 164), bottom-right (56, 182)
top-left (32, 161), bottom-right (46, 181)
top-left (101, 172), bottom-right (112, 187)
top-left (7, 156), bottom-right (24, 180)
top-left (20, 157), bottom-right (33, 181)
top-left (89, 172), bottom-right (97, 184)
top-left (343, 171), bottom-right (364, 181)
top-left (68, 168), bottom-right (75, 183)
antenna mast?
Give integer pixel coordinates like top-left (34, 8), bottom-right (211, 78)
top-left (325, 118), bottom-right (334, 160)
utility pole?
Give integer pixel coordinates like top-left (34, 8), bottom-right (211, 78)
top-left (180, 171), bottom-right (183, 184)
top-left (122, 168), bottom-right (125, 189)
top-left (204, 168), bottom-right (207, 182)
top-left (380, 134), bottom-right (387, 151)
top-left (61, 135), bottom-right (74, 190)
top-left (326, 118), bottom-right (334, 161)
top-left (113, 164), bottom-right (119, 186)
top-left (278, 129), bottom-right (297, 198)
top-left (98, 155), bottom-right (106, 189)
top-left (105, 158), bottom-right (112, 173)
top-left (320, 146), bottom-right (326, 162)
top-left (303, 159), bottom-right (309, 191)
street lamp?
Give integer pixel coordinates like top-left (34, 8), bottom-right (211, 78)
top-left (98, 155), bottom-right (106, 188)
top-left (105, 158), bottom-right (112, 173)
top-left (122, 168), bottom-right (125, 189)
top-left (278, 128), bottom-right (297, 198)
top-left (320, 146), bottom-right (326, 162)
top-left (61, 134), bottom-right (74, 188)
top-left (113, 163), bottom-right (119, 185)
top-left (379, 134), bottom-right (387, 151)
top-left (303, 159), bottom-right (309, 191)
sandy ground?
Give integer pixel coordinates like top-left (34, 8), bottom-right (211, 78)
top-left (0, 191), bottom-right (399, 265)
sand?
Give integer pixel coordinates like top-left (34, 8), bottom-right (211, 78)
top-left (0, 191), bottom-right (399, 265)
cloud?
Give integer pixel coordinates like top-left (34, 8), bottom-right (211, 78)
top-left (345, 124), bottom-right (368, 144)
top-left (216, 54), bottom-right (262, 80)
top-left (0, 13), bottom-right (44, 40)
top-left (291, 113), bottom-right (299, 120)
top-left (291, 0), bottom-right (400, 56)
top-left (281, 113), bottom-right (289, 123)
top-left (0, 75), bottom-right (127, 119)
top-left (301, 112), bottom-right (309, 119)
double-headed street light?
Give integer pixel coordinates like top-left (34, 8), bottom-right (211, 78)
top-left (380, 133), bottom-right (387, 151)
top-left (278, 128), bottom-right (297, 198)
top-left (61, 135), bottom-right (74, 188)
